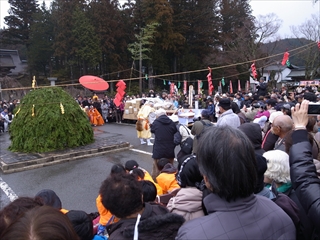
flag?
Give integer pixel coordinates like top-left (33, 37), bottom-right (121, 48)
top-left (178, 81), bottom-right (181, 89)
top-left (238, 79), bottom-right (241, 91)
top-left (183, 80), bottom-right (187, 95)
top-left (251, 63), bottom-right (258, 79)
top-left (221, 77), bottom-right (225, 86)
top-left (207, 67), bottom-right (213, 95)
top-left (317, 41), bottom-right (320, 49)
top-left (281, 52), bottom-right (289, 65)
top-left (163, 80), bottom-right (166, 85)
top-left (229, 80), bottom-right (233, 94)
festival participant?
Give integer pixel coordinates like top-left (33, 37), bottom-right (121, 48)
top-left (176, 126), bottom-right (296, 239)
top-left (156, 158), bottom-right (180, 194)
top-left (136, 101), bottom-right (155, 146)
top-left (88, 105), bottom-right (104, 126)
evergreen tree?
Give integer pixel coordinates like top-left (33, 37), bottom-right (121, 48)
top-left (27, 2), bottom-right (54, 77)
top-left (3, 0), bottom-right (39, 49)
top-left (9, 87), bottom-right (94, 153)
top-left (72, 6), bottom-right (102, 75)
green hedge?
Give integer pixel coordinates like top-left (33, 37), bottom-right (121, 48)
top-left (9, 87), bottom-right (94, 153)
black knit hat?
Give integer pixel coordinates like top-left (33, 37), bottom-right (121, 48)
top-left (125, 160), bottom-right (139, 171)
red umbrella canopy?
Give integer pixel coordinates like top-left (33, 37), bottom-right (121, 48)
top-left (79, 75), bottom-right (109, 91)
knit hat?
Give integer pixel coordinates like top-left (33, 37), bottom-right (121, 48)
top-left (35, 189), bottom-right (62, 209)
top-left (201, 109), bottom-right (210, 119)
top-left (125, 160), bottom-right (139, 171)
top-left (155, 108), bottom-right (166, 117)
top-left (269, 111), bottom-right (283, 124)
top-left (253, 116), bottom-right (267, 129)
top-left (176, 156), bottom-right (203, 188)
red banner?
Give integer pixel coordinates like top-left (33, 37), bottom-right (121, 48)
top-left (281, 51), bottom-right (289, 66)
top-left (238, 79), bottom-right (241, 92)
top-left (198, 80), bottom-right (202, 94)
top-left (229, 80), bottom-right (233, 94)
top-left (114, 80), bottom-right (126, 107)
top-left (170, 83), bottom-right (175, 95)
top-left (183, 80), bottom-right (187, 95)
top-left (251, 63), bottom-right (258, 79)
top-left (207, 67), bottom-right (213, 96)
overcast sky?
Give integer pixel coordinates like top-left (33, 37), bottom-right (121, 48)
top-left (0, 0), bottom-right (319, 39)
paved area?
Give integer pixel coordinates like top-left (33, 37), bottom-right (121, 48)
top-left (0, 125), bottom-right (130, 173)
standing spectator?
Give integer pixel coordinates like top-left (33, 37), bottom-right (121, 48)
top-left (151, 108), bottom-right (177, 180)
top-left (0, 107), bottom-right (12, 132)
top-left (101, 100), bottom-right (109, 122)
top-left (115, 101), bottom-right (124, 123)
top-left (8, 99), bottom-right (17, 114)
top-left (288, 100), bottom-right (320, 238)
top-left (176, 126), bottom-right (296, 240)
top-left (191, 110), bottom-right (212, 155)
top-left (271, 115), bottom-right (293, 151)
top-left (257, 77), bottom-right (267, 97)
top-left (216, 98), bottom-right (240, 128)
top-left (206, 99), bottom-right (215, 122)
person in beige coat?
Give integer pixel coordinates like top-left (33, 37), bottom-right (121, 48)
top-left (167, 155), bottom-right (205, 222)
top-left (136, 102), bottom-right (155, 146)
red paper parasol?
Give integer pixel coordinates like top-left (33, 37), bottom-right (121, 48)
top-left (79, 75), bottom-right (109, 91)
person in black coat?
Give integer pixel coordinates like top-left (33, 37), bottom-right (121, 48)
top-left (289, 100), bottom-right (320, 239)
top-left (257, 77), bottom-right (267, 97)
top-left (151, 109), bottom-right (177, 180)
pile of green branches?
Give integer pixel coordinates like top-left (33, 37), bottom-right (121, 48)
top-left (9, 87), bottom-right (94, 153)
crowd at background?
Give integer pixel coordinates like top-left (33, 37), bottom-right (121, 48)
top-left (1, 80), bottom-right (320, 239)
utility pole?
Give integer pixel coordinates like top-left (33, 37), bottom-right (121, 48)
top-left (139, 39), bottom-right (142, 94)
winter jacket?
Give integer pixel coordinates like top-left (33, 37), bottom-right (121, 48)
top-left (107, 202), bottom-right (184, 240)
top-left (216, 109), bottom-right (240, 128)
top-left (289, 130), bottom-right (320, 234)
top-left (191, 119), bottom-right (212, 154)
top-left (238, 123), bottom-right (265, 154)
top-left (156, 164), bottom-right (180, 194)
top-left (151, 115), bottom-right (177, 159)
top-left (167, 187), bottom-right (204, 222)
top-left (176, 193), bottom-right (296, 239)
top-left (96, 195), bottom-right (119, 226)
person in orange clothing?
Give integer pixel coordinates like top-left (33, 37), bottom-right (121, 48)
top-left (88, 105), bottom-right (104, 126)
top-left (96, 164), bottom-right (125, 236)
top-left (125, 160), bottom-right (163, 196)
top-left (156, 158), bottom-right (180, 194)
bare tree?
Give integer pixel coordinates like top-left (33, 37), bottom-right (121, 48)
top-left (290, 14), bottom-right (320, 79)
top-left (254, 13), bottom-right (282, 44)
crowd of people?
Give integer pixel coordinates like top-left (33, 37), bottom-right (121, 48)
top-left (1, 80), bottom-right (320, 239)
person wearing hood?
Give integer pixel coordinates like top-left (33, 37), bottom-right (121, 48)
top-left (167, 155), bottom-right (205, 222)
top-left (101, 174), bottom-right (184, 240)
top-left (34, 189), bottom-right (68, 214)
top-left (151, 108), bottom-right (177, 180)
top-left (238, 123), bottom-right (274, 199)
top-left (156, 158), bottom-right (180, 194)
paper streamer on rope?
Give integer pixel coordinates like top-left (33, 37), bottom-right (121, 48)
top-left (170, 83), bottom-right (175, 95)
top-left (281, 51), bottom-right (289, 66)
top-left (178, 81), bottom-right (181, 89)
top-left (251, 63), bottom-right (258, 79)
top-left (238, 79), bottom-right (241, 92)
top-left (318, 41), bottom-right (320, 49)
top-left (60, 103), bottom-right (65, 114)
top-left (246, 80), bottom-right (249, 92)
top-left (221, 77), bottom-right (225, 86)
top-left (198, 80), bottom-right (203, 94)
top-left (114, 80), bottom-right (126, 107)
top-left (183, 80), bottom-right (187, 95)
top-left (207, 67), bottom-right (213, 95)
top-left (229, 80), bottom-right (233, 94)
top-left (163, 80), bottom-right (166, 85)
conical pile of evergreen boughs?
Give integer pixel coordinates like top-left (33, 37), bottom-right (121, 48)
top-left (9, 87), bottom-right (94, 153)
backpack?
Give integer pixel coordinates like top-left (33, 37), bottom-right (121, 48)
top-left (196, 120), bottom-right (213, 140)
